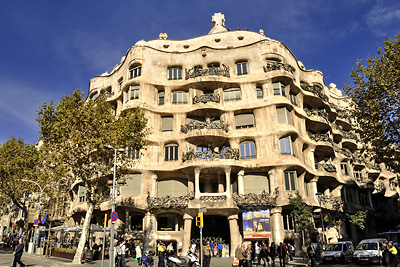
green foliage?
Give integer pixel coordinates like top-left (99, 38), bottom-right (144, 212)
top-left (347, 210), bottom-right (368, 230)
top-left (345, 34), bottom-right (400, 173)
top-left (0, 137), bottom-right (41, 212)
top-left (53, 247), bottom-right (77, 253)
top-left (36, 89), bottom-right (149, 204)
top-left (289, 191), bottom-right (314, 231)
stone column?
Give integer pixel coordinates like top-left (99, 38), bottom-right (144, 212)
top-left (270, 207), bottom-right (284, 244)
top-left (182, 214), bottom-right (193, 256)
top-left (225, 168), bottom-right (231, 197)
top-left (268, 169), bottom-right (276, 193)
top-left (144, 212), bottom-right (156, 251)
top-left (218, 176), bottom-right (224, 193)
top-left (195, 168), bottom-right (201, 198)
top-left (238, 170), bottom-right (245, 195)
top-left (367, 189), bottom-right (374, 209)
top-left (151, 174), bottom-right (157, 197)
top-left (228, 214), bottom-right (241, 257)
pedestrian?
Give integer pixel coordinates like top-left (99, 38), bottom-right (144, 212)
top-left (287, 243), bottom-right (295, 261)
top-left (158, 242), bottom-right (166, 267)
top-left (117, 239), bottom-right (127, 267)
top-left (210, 241), bottom-right (215, 257)
top-left (244, 244), bottom-right (252, 267)
top-left (114, 240), bottom-right (119, 266)
top-left (307, 242), bottom-right (316, 267)
top-left (255, 241), bottom-right (261, 265)
top-left (12, 238), bottom-right (25, 267)
top-left (203, 242), bottom-right (212, 267)
top-left (218, 242), bottom-right (223, 257)
top-left (135, 242), bottom-right (142, 265)
top-left (167, 242), bottom-right (174, 256)
top-left (269, 242), bottom-right (277, 267)
top-left (383, 242), bottom-right (398, 267)
top-left (277, 242), bottom-right (287, 267)
top-left (259, 244), bottom-right (270, 267)
top-left (236, 243), bottom-right (245, 267)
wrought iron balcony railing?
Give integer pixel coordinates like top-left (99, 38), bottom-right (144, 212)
top-left (185, 64), bottom-right (230, 80)
top-left (193, 93), bottom-right (220, 104)
top-left (180, 119), bottom-right (229, 133)
top-left (182, 147), bottom-right (240, 162)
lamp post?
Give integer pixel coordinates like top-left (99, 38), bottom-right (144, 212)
top-left (107, 146), bottom-right (124, 267)
top-left (21, 179), bottom-right (44, 253)
top-left (315, 192), bottom-right (326, 245)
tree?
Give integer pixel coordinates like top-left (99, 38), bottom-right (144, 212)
top-left (345, 34), bottom-right (400, 173)
top-left (36, 90), bottom-right (149, 264)
top-left (347, 210), bottom-right (369, 231)
top-left (289, 191), bottom-right (314, 247)
top-left (0, 137), bottom-right (41, 214)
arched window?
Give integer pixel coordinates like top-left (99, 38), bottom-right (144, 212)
top-left (157, 213), bottom-right (182, 231)
top-left (129, 65), bottom-right (142, 79)
top-left (256, 87), bottom-right (263, 99)
top-left (273, 82), bottom-right (287, 96)
top-left (280, 136), bottom-right (296, 156)
top-left (164, 144), bottom-right (178, 161)
top-left (240, 141), bottom-right (256, 159)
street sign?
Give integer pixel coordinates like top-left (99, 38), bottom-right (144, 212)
top-left (111, 211), bottom-right (118, 223)
top-left (33, 219), bottom-right (39, 226)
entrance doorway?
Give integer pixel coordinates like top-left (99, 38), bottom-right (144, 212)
top-left (191, 215), bottom-right (230, 247)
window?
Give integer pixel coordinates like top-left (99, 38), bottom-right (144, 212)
top-left (304, 180), bottom-right (310, 197)
top-left (341, 162), bottom-right (349, 176)
top-left (240, 141), bottom-right (256, 159)
top-left (158, 178), bottom-right (188, 197)
top-left (276, 107), bottom-right (292, 124)
top-left (282, 210), bottom-right (295, 230)
top-left (354, 169), bottom-right (363, 181)
top-left (129, 85), bottom-right (139, 100)
top-left (118, 79), bottom-right (123, 92)
top-left (129, 65), bottom-right (142, 79)
top-left (224, 88), bottom-right (241, 102)
top-left (235, 113), bottom-right (255, 129)
top-left (161, 116), bottom-right (173, 132)
top-left (289, 92), bottom-right (298, 106)
top-left (78, 186), bottom-right (86, 203)
top-left (197, 145), bottom-right (212, 160)
top-left (129, 212), bottom-right (144, 231)
top-left (256, 87), bottom-right (263, 99)
top-left (164, 144), bottom-right (178, 161)
top-left (284, 171), bottom-right (297, 191)
top-left (280, 136), bottom-right (296, 156)
top-left (243, 173), bottom-right (269, 194)
top-left (120, 174), bottom-right (141, 195)
top-left (273, 82), bottom-right (286, 96)
top-left (168, 67), bottom-right (182, 80)
top-left (126, 147), bottom-right (140, 159)
top-left (236, 62), bottom-right (248, 75)
top-left (158, 91), bottom-right (165, 105)
top-left (172, 91), bottom-right (188, 104)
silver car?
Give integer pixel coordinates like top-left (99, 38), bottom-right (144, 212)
top-left (321, 241), bottom-right (354, 264)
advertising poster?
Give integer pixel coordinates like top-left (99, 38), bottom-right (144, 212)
top-left (242, 207), bottom-right (271, 239)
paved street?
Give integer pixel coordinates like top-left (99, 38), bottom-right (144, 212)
top-left (0, 249), bottom-right (384, 267)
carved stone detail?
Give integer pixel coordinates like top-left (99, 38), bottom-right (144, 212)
top-left (301, 84), bottom-right (329, 103)
top-left (199, 195), bottom-right (227, 201)
top-left (193, 93), bottom-right (220, 104)
top-left (342, 131), bottom-right (358, 141)
top-left (232, 188), bottom-right (279, 207)
top-left (308, 132), bottom-right (333, 144)
top-left (185, 64), bottom-right (230, 80)
top-left (180, 118), bottom-right (228, 133)
top-left (147, 191), bottom-right (195, 210)
top-left (333, 143), bottom-right (352, 157)
top-left (263, 62), bottom-right (295, 74)
top-left (182, 147), bottom-right (240, 162)
top-left (315, 160), bottom-right (337, 173)
top-left (304, 106), bottom-right (329, 123)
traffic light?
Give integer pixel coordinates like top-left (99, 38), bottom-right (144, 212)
top-left (196, 212), bottom-right (203, 227)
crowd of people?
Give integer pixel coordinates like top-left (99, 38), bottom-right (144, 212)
top-left (234, 241), bottom-right (295, 267)
top-left (113, 239), bottom-right (145, 267)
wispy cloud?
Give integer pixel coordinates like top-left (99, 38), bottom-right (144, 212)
top-left (366, 1), bottom-right (400, 36)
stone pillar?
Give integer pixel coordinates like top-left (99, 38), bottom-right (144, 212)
top-left (151, 174), bottom-right (157, 197)
top-left (195, 168), bottom-right (201, 198)
top-left (144, 212), bottom-right (156, 251)
top-left (238, 170), bottom-right (245, 195)
top-left (268, 169), bottom-right (276, 193)
top-left (228, 214), bottom-right (241, 257)
top-left (0, 226), bottom-right (3, 240)
top-left (187, 173), bottom-right (194, 193)
top-left (270, 207), bottom-right (284, 244)
top-left (182, 214), bottom-right (193, 256)
top-left (218, 176), bottom-right (224, 193)
top-left (368, 189), bottom-right (374, 209)
top-left (225, 168), bottom-right (231, 197)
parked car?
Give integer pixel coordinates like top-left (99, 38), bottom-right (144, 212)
top-left (353, 238), bottom-right (388, 265)
top-left (321, 241), bottom-right (354, 264)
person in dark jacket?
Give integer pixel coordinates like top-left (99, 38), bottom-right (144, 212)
top-left (269, 242), bottom-right (277, 267)
top-left (307, 242), bottom-right (316, 267)
top-left (277, 242), bottom-right (287, 267)
top-left (12, 238), bottom-right (25, 267)
top-left (382, 243), bottom-right (397, 267)
top-left (259, 245), bottom-right (270, 267)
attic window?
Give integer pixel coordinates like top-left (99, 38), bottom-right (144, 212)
top-left (163, 45), bottom-right (169, 48)
top-left (238, 36), bottom-right (244, 40)
top-left (183, 45), bottom-right (190, 49)
top-left (215, 38), bottom-right (221, 42)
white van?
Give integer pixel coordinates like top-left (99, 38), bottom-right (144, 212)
top-left (321, 241), bottom-right (354, 264)
top-left (352, 238), bottom-right (387, 265)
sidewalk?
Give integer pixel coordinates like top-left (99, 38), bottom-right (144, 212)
top-left (22, 252), bottom-right (308, 267)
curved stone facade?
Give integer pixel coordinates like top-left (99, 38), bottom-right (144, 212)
top-left (82, 14), bottom-right (400, 255)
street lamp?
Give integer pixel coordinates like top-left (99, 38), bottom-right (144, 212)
top-left (106, 146), bottom-right (124, 267)
top-left (315, 192), bottom-right (327, 245)
top-left (21, 179), bottom-right (45, 253)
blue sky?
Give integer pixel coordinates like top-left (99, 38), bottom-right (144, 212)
top-left (1, 0), bottom-right (399, 145)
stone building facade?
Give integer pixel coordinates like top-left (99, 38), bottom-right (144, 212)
top-left (70, 13), bottom-right (400, 255)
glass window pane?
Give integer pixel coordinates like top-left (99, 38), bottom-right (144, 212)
top-left (285, 138), bottom-right (291, 154)
top-left (284, 172), bottom-right (290, 190)
top-left (242, 63), bottom-right (247, 74)
top-left (237, 64), bottom-right (241, 75)
top-left (250, 142), bottom-right (255, 158)
top-left (290, 172), bottom-right (296, 190)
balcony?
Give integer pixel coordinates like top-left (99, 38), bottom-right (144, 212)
top-left (315, 160), bottom-right (337, 173)
top-left (147, 191), bottom-right (194, 210)
top-left (181, 118), bottom-right (229, 134)
top-left (304, 106), bottom-right (329, 123)
top-left (301, 83), bottom-right (329, 103)
top-left (333, 143), bottom-right (352, 157)
top-left (263, 62), bottom-right (295, 75)
top-left (232, 188), bottom-right (279, 207)
top-left (308, 132), bottom-right (333, 144)
top-left (182, 147), bottom-right (239, 162)
top-left (185, 65), bottom-right (230, 80)
top-left (193, 93), bottom-right (221, 104)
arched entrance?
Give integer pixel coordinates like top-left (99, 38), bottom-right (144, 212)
top-left (191, 215), bottom-right (230, 250)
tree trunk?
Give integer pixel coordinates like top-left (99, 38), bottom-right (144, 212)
top-left (72, 202), bottom-right (94, 264)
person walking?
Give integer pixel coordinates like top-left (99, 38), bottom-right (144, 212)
top-left (117, 239), bottom-right (127, 267)
top-left (217, 242), bottom-right (223, 257)
top-left (277, 242), bottom-right (287, 267)
top-left (236, 243), bottom-right (245, 267)
top-left (12, 238), bottom-right (25, 267)
top-left (307, 242), bottom-right (316, 267)
top-left (157, 242), bottom-right (166, 267)
top-left (203, 242), bottom-right (212, 267)
top-left (255, 241), bottom-right (261, 265)
top-left (287, 243), bottom-right (295, 262)
top-left (269, 242), bottom-right (277, 267)
top-left (259, 244), bottom-right (270, 267)
top-left (244, 244), bottom-right (252, 267)
top-left (135, 243), bottom-right (142, 265)
top-left (210, 241), bottom-right (215, 257)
